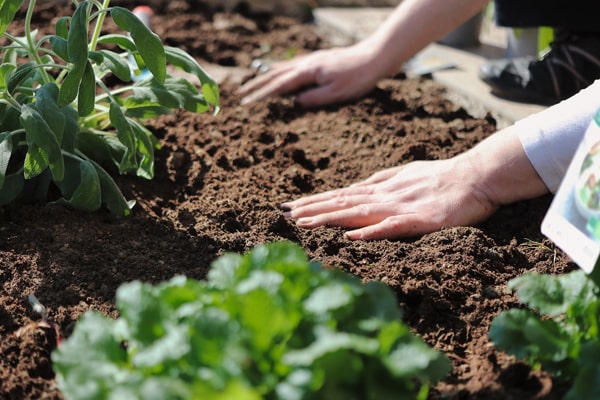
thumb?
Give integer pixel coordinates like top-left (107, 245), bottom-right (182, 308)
top-left (295, 83), bottom-right (344, 108)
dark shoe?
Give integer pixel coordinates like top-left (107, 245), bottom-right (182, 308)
top-left (479, 31), bottom-right (600, 104)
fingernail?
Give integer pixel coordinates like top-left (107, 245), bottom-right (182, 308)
top-left (345, 230), bottom-right (361, 240)
top-left (280, 203), bottom-right (291, 212)
top-left (282, 211), bottom-right (292, 219)
top-left (296, 218), bottom-right (312, 227)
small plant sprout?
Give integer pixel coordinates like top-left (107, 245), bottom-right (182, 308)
top-left (518, 238), bottom-right (557, 267)
top-left (28, 293), bottom-right (48, 320)
top-left (15, 294), bottom-right (62, 346)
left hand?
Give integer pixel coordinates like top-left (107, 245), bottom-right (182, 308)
top-left (236, 43), bottom-right (382, 108)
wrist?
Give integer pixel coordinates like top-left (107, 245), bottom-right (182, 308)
top-left (356, 37), bottom-right (400, 80)
top-left (463, 128), bottom-right (549, 207)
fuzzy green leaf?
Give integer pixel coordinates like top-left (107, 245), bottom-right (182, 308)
top-left (116, 280), bottom-right (169, 345)
top-left (0, 132), bottom-right (13, 188)
top-left (20, 105), bottom-right (64, 181)
top-left (208, 253), bottom-right (244, 288)
top-left (97, 34), bottom-right (136, 51)
top-left (304, 283), bottom-right (355, 315)
top-left (77, 131), bottom-right (124, 170)
top-left (89, 158), bottom-right (134, 216)
top-left (0, 63), bottom-right (15, 89)
top-left (6, 61), bottom-right (35, 94)
top-left (123, 100), bottom-right (171, 119)
top-left (67, 1), bottom-right (88, 64)
top-left (51, 312), bottom-right (127, 400)
top-left (54, 154), bottom-right (102, 212)
top-left (55, 16), bottom-right (69, 39)
top-left (111, 7), bottom-right (166, 84)
top-left (34, 83), bottom-right (65, 144)
top-left (164, 46), bottom-right (220, 108)
top-left (490, 269), bottom-right (600, 400)
top-left (283, 327), bottom-right (380, 366)
top-left (490, 308), bottom-right (570, 368)
top-left (98, 49), bottom-right (132, 82)
top-left (127, 77), bottom-right (210, 114)
top-left (108, 101), bottom-right (137, 173)
top-left (24, 143), bottom-right (49, 178)
top-left (509, 271), bottom-right (597, 316)
top-left (49, 36), bottom-right (69, 61)
top-left (0, 0), bottom-right (22, 37)
top-left (60, 104), bottom-right (78, 153)
top-left (385, 336), bottom-right (453, 381)
top-left (129, 119), bottom-right (155, 179)
top-left (77, 61), bottom-right (95, 116)
top-left (58, 61), bottom-right (85, 107)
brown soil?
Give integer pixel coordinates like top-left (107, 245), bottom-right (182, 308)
top-left (0, 2), bottom-right (574, 399)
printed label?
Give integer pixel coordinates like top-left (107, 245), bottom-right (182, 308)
top-left (542, 109), bottom-right (600, 276)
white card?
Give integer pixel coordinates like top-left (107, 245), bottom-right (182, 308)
top-left (542, 110), bottom-right (600, 275)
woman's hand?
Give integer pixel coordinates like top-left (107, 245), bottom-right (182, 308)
top-left (281, 127), bottom-right (549, 240)
top-left (281, 157), bottom-right (498, 240)
top-left (237, 0), bottom-right (491, 109)
top-left (237, 42), bottom-right (384, 108)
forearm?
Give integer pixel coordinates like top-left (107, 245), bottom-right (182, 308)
top-left (363, 0), bottom-right (489, 78)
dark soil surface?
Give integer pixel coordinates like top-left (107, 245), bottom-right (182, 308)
top-left (0, 1), bottom-right (575, 399)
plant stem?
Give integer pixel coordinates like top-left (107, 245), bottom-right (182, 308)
top-left (0, 96), bottom-right (22, 111)
top-left (89, 0), bottom-right (112, 52)
top-left (95, 85), bottom-right (135, 100)
top-left (23, 0), bottom-right (51, 84)
top-left (96, 78), bottom-right (118, 103)
top-left (81, 110), bottom-right (109, 125)
top-left (2, 33), bottom-right (28, 49)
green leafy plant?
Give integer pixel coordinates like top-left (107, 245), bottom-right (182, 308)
top-left (0, 0), bottom-right (219, 215)
top-left (490, 270), bottom-right (600, 400)
top-left (52, 241), bottom-right (450, 400)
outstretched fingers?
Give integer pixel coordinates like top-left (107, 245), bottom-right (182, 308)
top-left (294, 201), bottom-right (399, 230)
top-left (237, 64), bottom-right (287, 96)
top-left (352, 166), bottom-right (404, 186)
top-left (345, 214), bottom-right (431, 240)
top-left (238, 60), bottom-right (318, 105)
top-left (285, 194), bottom-right (383, 224)
top-left (285, 198), bottom-right (436, 239)
top-left (281, 184), bottom-right (376, 211)
top-left (294, 79), bottom-right (366, 108)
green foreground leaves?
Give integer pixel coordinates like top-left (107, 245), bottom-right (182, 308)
top-left (490, 270), bottom-right (600, 400)
top-left (0, 0), bottom-right (219, 215)
top-left (53, 242), bottom-right (450, 400)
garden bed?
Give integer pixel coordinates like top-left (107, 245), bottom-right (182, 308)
top-left (0, 1), bottom-right (574, 399)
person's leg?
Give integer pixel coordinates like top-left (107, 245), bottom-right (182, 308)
top-left (479, 0), bottom-right (600, 104)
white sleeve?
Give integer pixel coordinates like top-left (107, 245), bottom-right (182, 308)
top-left (517, 79), bottom-right (600, 193)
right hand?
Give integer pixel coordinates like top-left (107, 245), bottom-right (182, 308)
top-left (280, 127), bottom-right (550, 240)
top-left (237, 42), bottom-right (385, 108)
top-left (281, 157), bottom-right (499, 240)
